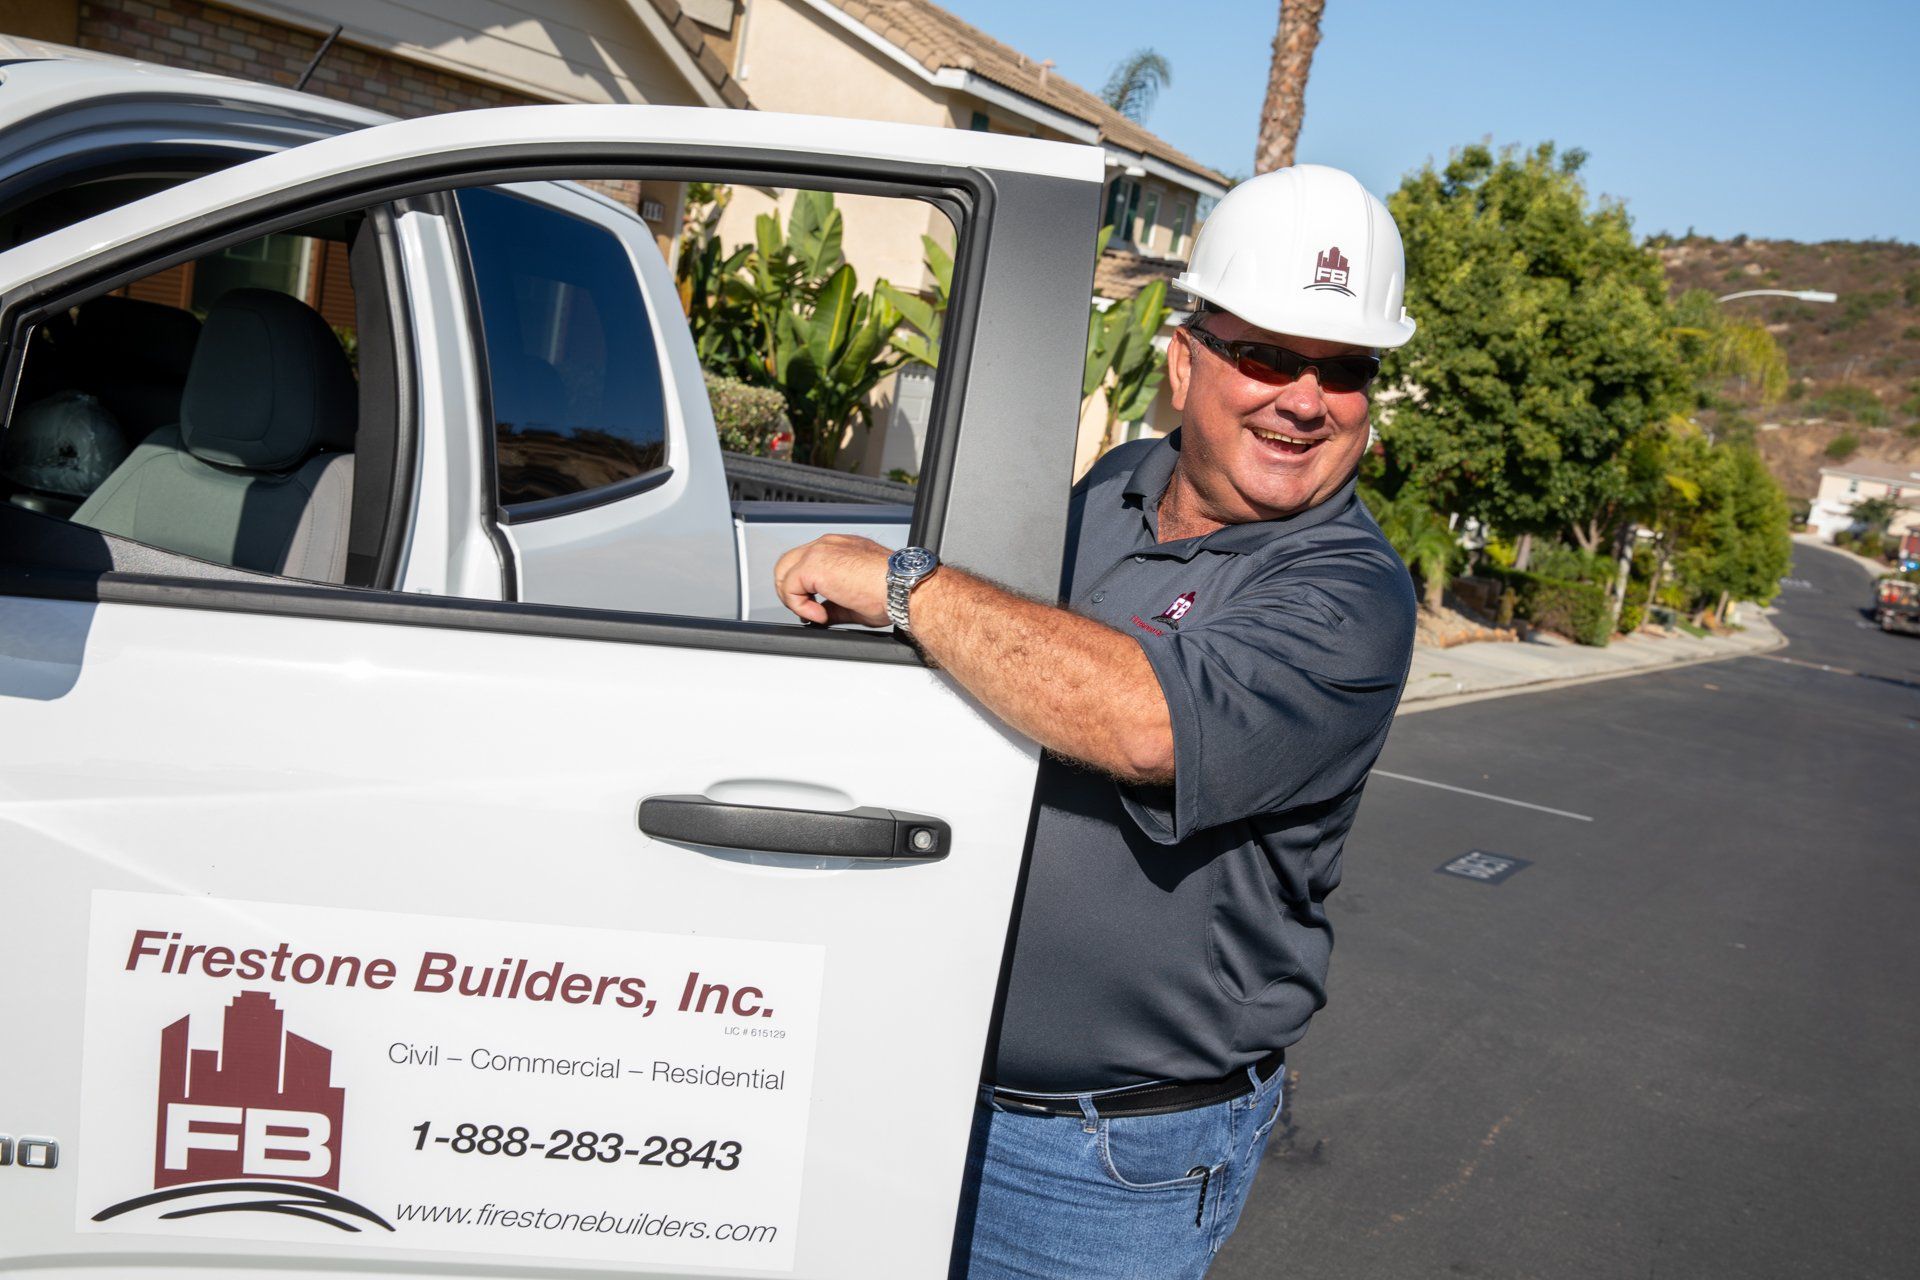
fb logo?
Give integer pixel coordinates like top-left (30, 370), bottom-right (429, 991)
top-left (163, 1105), bottom-right (332, 1178)
top-left (93, 990), bottom-right (390, 1234)
top-left (1153, 591), bottom-right (1196, 625)
top-left (1308, 245), bottom-right (1354, 296)
top-left (151, 991), bottom-right (345, 1190)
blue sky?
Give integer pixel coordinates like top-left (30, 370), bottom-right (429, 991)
top-left (946, 0), bottom-right (1919, 244)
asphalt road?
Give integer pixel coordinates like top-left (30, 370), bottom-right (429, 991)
top-left (1213, 543), bottom-right (1920, 1280)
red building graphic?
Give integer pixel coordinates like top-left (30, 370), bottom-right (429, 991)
top-left (152, 991), bottom-right (345, 1189)
top-left (1311, 245), bottom-right (1352, 292)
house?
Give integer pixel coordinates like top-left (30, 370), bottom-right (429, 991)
top-left (714, 0), bottom-right (1230, 477)
top-left (20, 0), bottom-right (1225, 479)
top-left (1808, 457), bottom-right (1920, 542)
top-left (11, 0), bottom-right (751, 257)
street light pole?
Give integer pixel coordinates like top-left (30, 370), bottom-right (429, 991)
top-left (1715, 289), bottom-right (1838, 304)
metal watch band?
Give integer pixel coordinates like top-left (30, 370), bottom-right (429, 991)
top-left (887, 579), bottom-right (914, 631)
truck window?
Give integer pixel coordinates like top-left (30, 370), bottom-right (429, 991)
top-left (0, 211), bottom-right (395, 589)
top-left (455, 187), bottom-right (667, 509)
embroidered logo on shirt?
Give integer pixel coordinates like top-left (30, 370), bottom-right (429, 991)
top-left (1152, 591), bottom-right (1196, 626)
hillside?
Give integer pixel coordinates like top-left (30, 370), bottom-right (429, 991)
top-left (1657, 236), bottom-right (1920, 501)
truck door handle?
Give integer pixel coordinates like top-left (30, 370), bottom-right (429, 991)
top-left (637, 795), bottom-right (950, 860)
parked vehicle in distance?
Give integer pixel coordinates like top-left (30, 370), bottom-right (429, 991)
top-left (1874, 577), bottom-right (1920, 635)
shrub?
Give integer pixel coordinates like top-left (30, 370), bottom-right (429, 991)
top-left (1617, 600), bottom-right (1646, 634)
top-left (1825, 432), bottom-right (1860, 460)
top-left (1811, 385), bottom-right (1883, 421)
top-left (1529, 540), bottom-right (1614, 585)
top-left (705, 373), bottom-right (791, 456)
top-left (1485, 567), bottom-right (1613, 646)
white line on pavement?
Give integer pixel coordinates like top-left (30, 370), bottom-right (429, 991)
top-left (1371, 770), bottom-right (1595, 822)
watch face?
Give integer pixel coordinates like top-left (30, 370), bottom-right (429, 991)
top-left (889, 546), bottom-right (937, 580)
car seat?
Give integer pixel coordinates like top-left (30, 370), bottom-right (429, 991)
top-left (72, 288), bottom-right (357, 583)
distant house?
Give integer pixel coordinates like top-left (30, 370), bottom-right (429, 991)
top-left (717, 0), bottom-right (1229, 476)
top-left (1809, 457), bottom-right (1920, 541)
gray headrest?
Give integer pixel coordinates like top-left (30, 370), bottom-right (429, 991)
top-left (181, 288), bottom-right (356, 470)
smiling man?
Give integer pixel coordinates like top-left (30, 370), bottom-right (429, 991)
top-left (774, 165), bottom-right (1419, 1279)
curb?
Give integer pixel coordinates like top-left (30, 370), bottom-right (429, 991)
top-left (1395, 624), bottom-right (1788, 716)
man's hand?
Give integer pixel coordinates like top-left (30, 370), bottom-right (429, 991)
top-left (774, 534), bottom-right (893, 627)
top-left (771, 533), bottom-right (1174, 784)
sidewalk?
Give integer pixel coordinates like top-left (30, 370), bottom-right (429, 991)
top-left (1398, 602), bottom-right (1784, 712)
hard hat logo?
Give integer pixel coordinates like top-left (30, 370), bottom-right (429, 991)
top-left (1308, 246), bottom-right (1354, 296)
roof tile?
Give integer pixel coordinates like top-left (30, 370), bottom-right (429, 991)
top-left (642, 0), bottom-right (753, 109)
top-left (815, 0), bottom-right (1226, 188)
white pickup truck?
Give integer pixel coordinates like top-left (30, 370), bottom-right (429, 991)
top-left (0, 46), bottom-right (1098, 1280)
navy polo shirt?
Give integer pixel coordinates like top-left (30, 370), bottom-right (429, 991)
top-left (987, 429), bottom-right (1418, 1093)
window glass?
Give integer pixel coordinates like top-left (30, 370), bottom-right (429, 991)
top-left (1169, 201), bottom-right (1192, 256)
top-left (1138, 191), bottom-right (1161, 251)
top-left (191, 233), bottom-right (310, 309)
top-left (1, 217), bottom-right (365, 582)
top-left (1104, 179), bottom-right (1140, 242)
top-left (456, 187), bottom-right (666, 508)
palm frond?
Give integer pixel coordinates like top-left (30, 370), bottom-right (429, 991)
top-left (1101, 49), bottom-right (1173, 123)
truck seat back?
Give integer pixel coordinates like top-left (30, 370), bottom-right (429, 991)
top-left (72, 288), bottom-right (357, 583)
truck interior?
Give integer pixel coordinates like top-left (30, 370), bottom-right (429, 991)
top-left (0, 206), bottom-right (403, 589)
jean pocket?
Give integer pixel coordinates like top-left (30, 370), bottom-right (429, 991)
top-left (1250, 1074), bottom-right (1287, 1142)
top-left (1097, 1108), bottom-right (1229, 1191)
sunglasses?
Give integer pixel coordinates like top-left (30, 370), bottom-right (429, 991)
top-left (1185, 325), bottom-right (1381, 394)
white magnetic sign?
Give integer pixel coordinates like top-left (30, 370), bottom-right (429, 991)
top-left (77, 891), bottom-right (825, 1270)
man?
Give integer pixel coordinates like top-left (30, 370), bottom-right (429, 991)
top-left (774, 164), bottom-right (1419, 1278)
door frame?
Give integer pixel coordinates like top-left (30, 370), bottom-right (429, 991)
top-left (0, 136), bottom-right (1091, 664)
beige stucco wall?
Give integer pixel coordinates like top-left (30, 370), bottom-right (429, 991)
top-left (237, 0), bottom-right (707, 106)
top-left (718, 0), bottom-right (952, 292)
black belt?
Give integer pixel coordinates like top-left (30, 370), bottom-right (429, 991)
top-left (988, 1049), bottom-right (1285, 1119)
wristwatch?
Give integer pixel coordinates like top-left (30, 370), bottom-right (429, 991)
top-left (885, 546), bottom-right (940, 632)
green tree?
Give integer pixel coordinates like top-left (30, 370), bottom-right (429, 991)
top-left (677, 190), bottom-right (907, 468)
top-left (1101, 49), bottom-right (1172, 124)
top-left (1369, 487), bottom-right (1456, 611)
top-left (1850, 494), bottom-right (1899, 536)
top-left (1670, 287), bottom-right (1789, 408)
top-left (877, 235), bottom-right (952, 369)
top-left (1670, 441), bottom-right (1792, 616)
top-left (1381, 143), bottom-right (1692, 554)
top-left (1084, 226), bottom-right (1172, 457)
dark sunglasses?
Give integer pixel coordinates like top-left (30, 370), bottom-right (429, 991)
top-left (1184, 325), bottom-right (1381, 394)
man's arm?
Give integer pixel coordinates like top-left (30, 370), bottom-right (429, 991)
top-left (772, 535), bottom-right (1173, 784)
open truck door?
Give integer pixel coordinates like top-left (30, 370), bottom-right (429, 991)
top-left (0, 106), bottom-right (1100, 1279)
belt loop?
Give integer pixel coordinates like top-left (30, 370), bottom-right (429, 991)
top-left (1076, 1094), bottom-right (1100, 1134)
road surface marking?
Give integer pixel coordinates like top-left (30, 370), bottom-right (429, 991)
top-left (1371, 770), bottom-right (1594, 822)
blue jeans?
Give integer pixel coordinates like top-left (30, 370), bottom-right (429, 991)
top-left (948, 1062), bottom-right (1286, 1279)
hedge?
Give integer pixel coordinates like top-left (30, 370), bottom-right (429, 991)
top-left (1486, 567), bottom-right (1613, 647)
top-left (704, 372), bottom-right (790, 457)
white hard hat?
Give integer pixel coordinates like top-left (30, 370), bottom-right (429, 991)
top-left (1174, 164), bottom-right (1416, 350)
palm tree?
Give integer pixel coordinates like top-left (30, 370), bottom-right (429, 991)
top-left (1374, 489), bottom-right (1455, 612)
top-left (1255, 0), bottom-right (1326, 174)
top-left (1101, 49), bottom-right (1172, 123)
